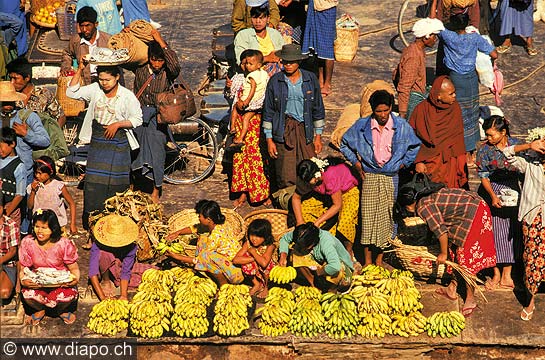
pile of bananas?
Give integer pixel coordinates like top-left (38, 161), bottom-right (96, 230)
top-left (141, 268), bottom-right (174, 288)
top-left (374, 275), bottom-right (415, 295)
top-left (426, 311), bottom-right (465, 338)
top-left (321, 293), bottom-right (359, 339)
top-left (169, 267), bottom-right (196, 292)
top-left (256, 287), bottom-right (296, 337)
top-left (87, 299), bottom-right (130, 336)
top-left (289, 287), bottom-right (325, 337)
top-left (357, 311), bottom-right (392, 338)
top-left (173, 275), bottom-right (217, 306)
top-left (129, 281), bottom-right (173, 338)
top-left (388, 286), bottom-right (423, 314)
top-left (389, 312), bottom-right (428, 337)
top-left (213, 284), bottom-right (253, 336)
top-left (269, 266), bottom-right (297, 284)
top-left (154, 241), bottom-right (185, 255)
top-left (390, 269), bottom-right (414, 279)
top-left (350, 286), bottom-right (389, 314)
top-left (351, 265), bottom-right (390, 286)
top-left (171, 275), bottom-right (217, 337)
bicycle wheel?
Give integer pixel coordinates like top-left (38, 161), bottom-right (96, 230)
top-left (163, 117), bottom-right (218, 184)
top-left (398, 0), bottom-right (437, 55)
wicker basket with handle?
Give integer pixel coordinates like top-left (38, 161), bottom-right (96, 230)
top-left (56, 75), bottom-right (85, 117)
top-left (334, 26), bottom-right (359, 62)
top-left (390, 238), bottom-right (447, 280)
top-left (167, 208), bottom-right (246, 257)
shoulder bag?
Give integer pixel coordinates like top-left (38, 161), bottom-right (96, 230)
top-left (156, 76), bottom-right (197, 124)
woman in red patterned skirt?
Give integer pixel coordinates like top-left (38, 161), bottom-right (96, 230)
top-left (398, 187), bottom-right (497, 317)
top-left (231, 112), bottom-right (271, 208)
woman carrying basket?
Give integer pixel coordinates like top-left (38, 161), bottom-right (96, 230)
top-left (398, 186), bottom-right (497, 317)
top-left (165, 200), bottom-right (244, 286)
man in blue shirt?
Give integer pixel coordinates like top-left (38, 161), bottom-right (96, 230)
top-left (263, 44), bottom-right (325, 190)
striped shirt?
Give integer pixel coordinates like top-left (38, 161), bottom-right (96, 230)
top-left (133, 47), bottom-right (181, 107)
top-left (416, 188), bottom-right (482, 247)
top-left (1, 215), bottom-right (20, 267)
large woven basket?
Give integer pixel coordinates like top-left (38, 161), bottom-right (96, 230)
top-left (334, 26), bottom-right (359, 62)
top-left (167, 208), bottom-right (246, 257)
top-left (243, 209), bottom-right (289, 241)
top-left (391, 239), bottom-right (446, 279)
top-left (56, 76), bottom-right (85, 117)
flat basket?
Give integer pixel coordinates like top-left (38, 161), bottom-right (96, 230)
top-left (167, 208), bottom-right (246, 257)
top-left (334, 26), bottom-right (359, 62)
top-left (56, 76), bottom-right (85, 117)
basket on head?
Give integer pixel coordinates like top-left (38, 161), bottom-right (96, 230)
top-left (56, 76), bottom-right (85, 117)
top-left (334, 26), bottom-right (359, 62)
top-left (167, 208), bottom-right (246, 257)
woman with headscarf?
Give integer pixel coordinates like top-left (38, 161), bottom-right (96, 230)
top-left (340, 90), bottom-right (421, 267)
top-left (409, 75), bottom-right (468, 189)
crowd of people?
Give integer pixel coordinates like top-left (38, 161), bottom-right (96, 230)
top-left (0, 0), bottom-right (544, 328)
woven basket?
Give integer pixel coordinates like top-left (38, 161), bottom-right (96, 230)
top-left (107, 32), bottom-right (148, 66)
top-left (167, 208), bottom-right (246, 257)
top-left (30, 0), bottom-right (60, 15)
top-left (136, 221), bottom-right (155, 261)
top-left (56, 76), bottom-right (85, 117)
top-left (243, 209), bottom-right (289, 240)
top-left (55, 0), bottom-right (77, 41)
top-left (392, 239), bottom-right (447, 279)
top-left (334, 26), bottom-right (359, 62)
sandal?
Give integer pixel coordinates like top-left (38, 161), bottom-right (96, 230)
top-left (526, 46), bottom-right (538, 56)
top-left (496, 45), bottom-right (512, 54)
top-left (25, 312), bottom-right (45, 326)
top-left (60, 312), bottom-right (77, 325)
top-left (462, 303), bottom-right (478, 317)
top-left (520, 306), bottom-right (535, 321)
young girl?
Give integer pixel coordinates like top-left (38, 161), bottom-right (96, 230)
top-left (165, 200), bottom-right (244, 286)
top-left (18, 209), bottom-right (80, 325)
top-left (229, 49), bottom-right (269, 149)
top-left (233, 219), bottom-right (276, 297)
top-left (476, 116), bottom-right (523, 290)
top-left (27, 156), bottom-right (77, 235)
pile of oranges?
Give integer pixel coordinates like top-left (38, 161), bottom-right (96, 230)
top-left (34, 2), bottom-right (62, 25)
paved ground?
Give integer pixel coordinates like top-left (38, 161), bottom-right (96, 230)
top-left (2, 0), bottom-right (545, 357)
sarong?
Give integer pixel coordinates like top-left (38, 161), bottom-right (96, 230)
top-left (21, 286), bottom-right (78, 308)
top-left (522, 210), bottom-right (545, 295)
top-left (194, 236), bottom-right (244, 284)
top-left (360, 173), bottom-right (399, 249)
top-left (450, 71), bottom-right (480, 152)
top-left (83, 120), bottom-right (131, 229)
top-left (406, 90), bottom-right (427, 121)
top-left (302, 0), bottom-right (336, 60)
top-left (231, 112), bottom-right (270, 203)
top-left (455, 201), bottom-right (497, 274)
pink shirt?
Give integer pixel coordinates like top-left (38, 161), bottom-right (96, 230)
top-left (27, 179), bottom-right (67, 227)
top-left (314, 164), bottom-right (358, 195)
top-left (371, 115), bottom-right (394, 167)
top-left (18, 235), bottom-right (78, 271)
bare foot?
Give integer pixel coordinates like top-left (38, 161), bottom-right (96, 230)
top-left (249, 284), bottom-right (263, 296)
top-left (151, 193), bottom-right (160, 204)
top-left (485, 276), bottom-right (500, 291)
top-left (499, 279), bottom-right (515, 289)
top-left (101, 280), bottom-right (115, 298)
top-left (233, 194), bottom-right (247, 209)
top-left (257, 286), bottom-right (268, 299)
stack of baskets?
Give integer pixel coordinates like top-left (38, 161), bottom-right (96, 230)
top-left (55, 0), bottom-right (77, 41)
top-left (334, 14), bottom-right (360, 62)
top-left (56, 75), bottom-right (85, 117)
top-left (167, 208), bottom-right (246, 257)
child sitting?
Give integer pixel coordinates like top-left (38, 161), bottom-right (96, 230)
top-left (0, 196), bottom-right (19, 302)
top-left (229, 49), bottom-right (269, 149)
top-left (27, 156), bottom-right (78, 236)
top-left (0, 127), bottom-right (25, 226)
top-left (233, 219), bottom-right (276, 297)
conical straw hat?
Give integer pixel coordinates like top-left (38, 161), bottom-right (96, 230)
top-left (0, 81), bottom-right (26, 102)
top-left (93, 214), bottom-right (138, 248)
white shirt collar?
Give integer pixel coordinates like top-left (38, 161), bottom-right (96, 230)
top-left (80, 30), bottom-right (100, 46)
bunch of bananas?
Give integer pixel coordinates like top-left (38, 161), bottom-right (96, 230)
top-left (389, 311), bottom-right (428, 337)
top-left (321, 293), bottom-right (359, 339)
top-left (129, 299), bottom-right (173, 338)
top-left (169, 267), bottom-right (196, 292)
top-left (388, 286), bottom-right (423, 314)
top-left (171, 302), bottom-right (209, 337)
top-left (213, 284), bottom-right (253, 336)
top-left (129, 281), bottom-right (173, 338)
top-left (426, 311), bottom-right (465, 338)
top-left (154, 241), bottom-right (185, 255)
top-left (141, 268), bottom-right (175, 288)
top-left (350, 286), bottom-right (389, 314)
top-left (256, 287), bottom-right (296, 337)
top-left (390, 269), bottom-right (414, 279)
top-left (357, 311), bottom-right (392, 338)
top-left (374, 275), bottom-right (415, 295)
top-left (351, 265), bottom-right (390, 286)
top-left (87, 299), bottom-right (130, 336)
top-left (289, 297), bottom-right (325, 337)
top-left (294, 286), bottom-right (322, 301)
top-left (173, 275), bottom-right (217, 306)
top-left (269, 266), bottom-right (297, 284)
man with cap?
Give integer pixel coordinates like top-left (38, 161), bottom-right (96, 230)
top-left (232, 0), bottom-right (280, 34)
top-left (393, 17), bottom-right (444, 120)
top-left (263, 44), bottom-right (325, 190)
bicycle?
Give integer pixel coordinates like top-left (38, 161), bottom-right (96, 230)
top-left (398, 0), bottom-right (438, 55)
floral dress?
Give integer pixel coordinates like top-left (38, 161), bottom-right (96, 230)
top-left (241, 244), bottom-right (276, 286)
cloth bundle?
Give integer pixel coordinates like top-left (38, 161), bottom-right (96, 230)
top-left (128, 19), bottom-right (154, 42)
top-left (108, 31), bottom-right (148, 66)
top-left (443, 0), bottom-right (476, 9)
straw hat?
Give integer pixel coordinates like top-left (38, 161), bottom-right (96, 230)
top-left (93, 214), bottom-right (139, 248)
top-left (0, 81), bottom-right (26, 102)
